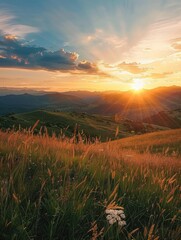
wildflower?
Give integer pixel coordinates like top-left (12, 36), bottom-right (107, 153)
top-left (120, 214), bottom-right (126, 219)
top-left (118, 220), bottom-right (126, 227)
top-left (109, 218), bottom-right (116, 225)
top-left (105, 209), bottom-right (111, 214)
top-left (106, 215), bottom-right (112, 220)
top-left (105, 208), bottom-right (126, 227)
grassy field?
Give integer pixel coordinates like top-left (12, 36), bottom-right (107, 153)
top-left (0, 128), bottom-right (180, 239)
top-left (0, 110), bottom-right (168, 142)
top-left (108, 129), bottom-right (181, 156)
top-left (0, 110), bottom-right (131, 141)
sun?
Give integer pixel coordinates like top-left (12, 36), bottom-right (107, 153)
top-left (132, 79), bottom-right (144, 91)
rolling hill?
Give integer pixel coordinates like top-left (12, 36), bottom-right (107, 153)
top-left (0, 110), bottom-right (166, 141)
top-left (107, 128), bottom-right (181, 156)
top-left (143, 109), bottom-right (181, 128)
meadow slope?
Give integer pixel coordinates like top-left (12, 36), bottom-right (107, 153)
top-left (0, 110), bottom-right (165, 141)
top-left (0, 128), bottom-right (180, 240)
top-left (106, 128), bottom-right (181, 156)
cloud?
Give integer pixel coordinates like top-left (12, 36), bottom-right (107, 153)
top-left (34, 49), bottom-right (79, 70)
top-left (0, 10), bottom-right (39, 37)
top-left (0, 34), bottom-right (107, 76)
top-left (148, 72), bottom-right (173, 79)
top-left (49, 0), bottom-right (181, 64)
top-left (0, 34), bottom-right (45, 57)
top-left (117, 62), bottom-right (147, 74)
top-left (78, 60), bottom-right (98, 72)
top-left (0, 33), bottom-right (176, 83)
top-left (171, 37), bottom-right (181, 51)
top-left (83, 29), bottom-right (126, 49)
top-left (0, 34), bottom-right (79, 71)
top-left (77, 60), bottom-right (110, 77)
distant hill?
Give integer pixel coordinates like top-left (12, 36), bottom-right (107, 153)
top-left (83, 86), bottom-right (181, 120)
top-left (143, 109), bottom-right (181, 128)
top-left (0, 93), bottom-right (84, 115)
top-left (0, 87), bottom-right (48, 96)
top-left (65, 91), bottom-right (101, 104)
top-left (0, 86), bottom-right (181, 121)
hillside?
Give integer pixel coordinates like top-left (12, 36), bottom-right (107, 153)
top-left (106, 128), bottom-right (181, 156)
top-left (0, 110), bottom-right (169, 141)
top-left (0, 128), bottom-right (180, 239)
top-left (143, 109), bottom-right (181, 128)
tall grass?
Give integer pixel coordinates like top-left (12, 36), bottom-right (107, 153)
top-left (0, 128), bottom-right (180, 239)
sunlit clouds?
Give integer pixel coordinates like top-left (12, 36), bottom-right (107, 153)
top-left (0, 0), bottom-right (181, 91)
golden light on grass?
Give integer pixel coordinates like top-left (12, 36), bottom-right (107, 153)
top-left (132, 78), bottom-right (144, 91)
top-left (0, 127), bottom-right (180, 239)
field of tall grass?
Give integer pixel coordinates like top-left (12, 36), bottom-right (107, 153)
top-left (0, 128), bottom-right (180, 240)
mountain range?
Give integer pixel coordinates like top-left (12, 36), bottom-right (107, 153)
top-left (0, 86), bottom-right (181, 122)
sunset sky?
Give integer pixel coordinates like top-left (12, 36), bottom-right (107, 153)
top-left (0, 0), bottom-right (181, 91)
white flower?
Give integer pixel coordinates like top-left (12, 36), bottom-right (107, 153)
top-left (115, 215), bottom-right (121, 221)
top-left (106, 215), bottom-right (112, 220)
top-left (105, 207), bottom-right (126, 226)
top-left (109, 209), bottom-right (115, 214)
top-left (113, 210), bottom-right (118, 214)
top-left (118, 220), bottom-right (127, 227)
top-left (105, 209), bottom-right (111, 214)
top-left (109, 219), bottom-right (115, 225)
top-left (122, 221), bottom-right (126, 226)
top-left (117, 210), bottom-right (124, 214)
top-left (118, 221), bottom-right (122, 226)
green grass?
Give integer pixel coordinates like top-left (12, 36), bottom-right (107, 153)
top-left (0, 110), bottom-right (131, 141)
top-left (0, 128), bottom-right (180, 239)
top-left (0, 110), bottom-right (168, 142)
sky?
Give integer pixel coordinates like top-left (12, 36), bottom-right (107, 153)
top-left (0, 0), bottom-right (181, 92)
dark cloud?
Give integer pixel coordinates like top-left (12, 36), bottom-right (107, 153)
top-left (0, 34), bottom-right (78, 71)
top-left (77, 60), bottom-right (110, 77)
top-left (0, 35), bottom-right (45, 57)
top-left (78, 61), bottom-right (98, 72)
top-left (118, 62), bottom-right (147, 74)
top-left (0, 34), bottom-right (111, 77)
top-left (33, 49), bottom-right (78, 70)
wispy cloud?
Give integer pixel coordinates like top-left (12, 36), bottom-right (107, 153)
top-left (46, 0), bottom-right (181, 64)
top-left (147, 72), bottom-right (173, 79)
top-left (0, 9), bottom-right (39, 37)
top-left (117, 62), bottom-right (147, 74)
top-left (171, 37), bottom-right (181, 51)
top-left (82, 29), bottom-right (126, 49)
